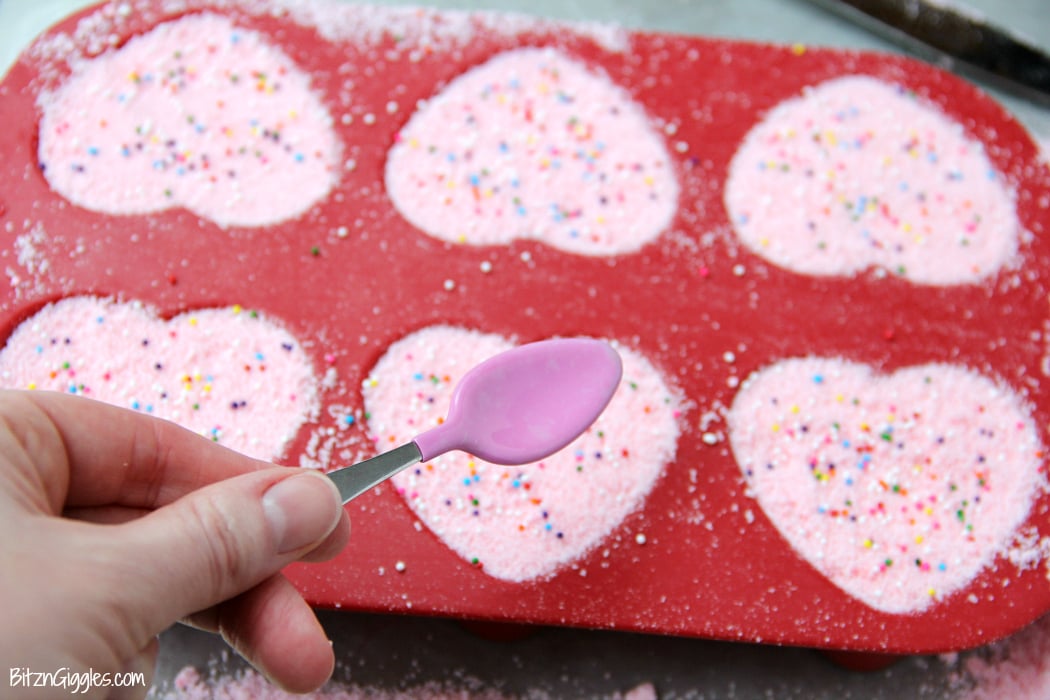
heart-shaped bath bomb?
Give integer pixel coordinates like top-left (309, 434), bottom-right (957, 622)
top-left (37, 13), bottom-right (340, 227)
top-left (0, 296), bottom-right (319, 460)
top-left (728, 357), bottom-right (1045, 613)
top-left (724, 76), bottom-right (1018, 284)
top-left (385, 47), bottom-right (679, 255)
top-left (362, 326), bottom-right (681, 581)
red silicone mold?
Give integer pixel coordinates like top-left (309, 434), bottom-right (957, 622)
top-left (2, 0), bottom-right (1049, 656)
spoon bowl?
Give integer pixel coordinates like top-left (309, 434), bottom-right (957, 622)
top-left (327, 338), bottom-right (623, 503)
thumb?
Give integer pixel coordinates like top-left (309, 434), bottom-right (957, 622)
top-left (99, 468), bottom-right (344, 637)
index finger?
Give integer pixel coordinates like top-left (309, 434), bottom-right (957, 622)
top-left (5, 389), bottom-right (276, 511)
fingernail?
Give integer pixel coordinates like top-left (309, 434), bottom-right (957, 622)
top-left (262, 471), bottom-right (342, 554)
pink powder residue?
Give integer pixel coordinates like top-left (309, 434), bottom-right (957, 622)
top-left (38, 13), bottom-right (340, 227)
top-left (728, 357), bottom-right (1044, 613)
top-left (724, 75), bottom-right (1018, 285)
top-left (165, 666), bottom-right (657, 699)
top-left (167, 667), bottom-right (510, 699)
top-left (362, 326), bottom-right (681, 581)
top-left (0, 296), bottom-right (319, 460)
top-left (621, 682), bottom-right (657, 700)
top-left (959, 613), bottom-right (1050, 700)
top-left (385, 47), bottom-right (678, 256)
top-left (279, 2), bottom-right (629, 55)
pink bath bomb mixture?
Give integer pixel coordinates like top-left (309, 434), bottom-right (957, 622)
top-left (724, 75), bottom-right (1018, 285)
top-left (362, 326), bottom-right (681, 581)
top-left (0, 296), bottom-right (319, 460)
top-left (385, 47), bottom-right (678, 255)
top-left (37, 13), bottom-right (340, 227)
top-left (728, 357), bottom-right (1044, 613)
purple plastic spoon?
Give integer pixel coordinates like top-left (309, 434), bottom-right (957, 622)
top-left (326, 338), bottom-right (623, 503)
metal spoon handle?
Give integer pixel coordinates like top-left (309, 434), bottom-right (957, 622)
top-left (326, 442), bottom-right (422, 504)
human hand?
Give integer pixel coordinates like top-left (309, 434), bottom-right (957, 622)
top-left (0, 389), bottom-right (350, 698)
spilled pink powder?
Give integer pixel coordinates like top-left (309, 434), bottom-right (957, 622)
top-left (725, 75), bottom-right (1018, 284)
top-left (960, 613), bottom-right (1050, 700)
top-left (385, 47), bottom-right (678, 255)
top-left (164, 666), bottom-right (657, 699)
top-left (167, 667), bottom-right (508, 699)
top-left (728, 357), bottom-right (1044, 613)
top-left (0, 296), bottom-right (319, 460)
top-left (38, 13), bottom-right (340, 227)
top-left (362, 326), bottom-right (681, 581)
